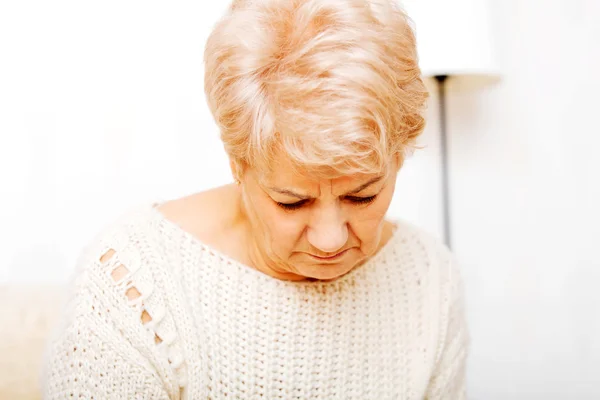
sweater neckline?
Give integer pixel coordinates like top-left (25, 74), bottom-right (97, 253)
top-left (147, 201), bottom-right (401, 288)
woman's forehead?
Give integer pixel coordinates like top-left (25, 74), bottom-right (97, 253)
top-left (254, 148), bottom-right (389, 185)
top-left (256, 164), bottom-right (387, 190)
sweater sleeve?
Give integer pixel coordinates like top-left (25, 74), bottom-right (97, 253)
top-left (41, 230), bottom-right (180, 399)
top-left (424, 253), bottom-right (470, 400)
top-left (41, 296), bottom-right (171, 399)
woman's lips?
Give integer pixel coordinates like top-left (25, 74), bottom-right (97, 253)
top-left (309, 248), bottom-right (350, 261)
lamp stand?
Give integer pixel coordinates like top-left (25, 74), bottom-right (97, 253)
top-left (434, 74), bottom-right (452, 249)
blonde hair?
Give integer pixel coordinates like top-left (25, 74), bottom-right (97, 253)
top-left (204, 0), bottom-right (428, 178)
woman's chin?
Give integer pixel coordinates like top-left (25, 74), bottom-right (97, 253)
top-left (296, 259), bottom-right (360, 281)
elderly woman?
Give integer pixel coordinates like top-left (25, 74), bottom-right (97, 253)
top-left (43, 0), bottom-right (468, 398)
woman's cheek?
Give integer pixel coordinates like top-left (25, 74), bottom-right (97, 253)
top-left (263, 205), bottom-right (304, 244)
top-left (349, 197), bottom-right (391, 244)
top-left (356, 195), bottom-right (390, 222)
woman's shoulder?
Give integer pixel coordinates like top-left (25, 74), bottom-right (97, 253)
top-left (75, 185), bottom-right (236, 274)
top-left (55, 200), bottom-right (184, 334)
top-left (390, 219), bottom-right (452, 258)
top-left (389, 221), bottom-right (469, 378)
top-left (62, 203), bottom-right (162, 290)
top-left (65, 186), bottom-right (237, 294)
top-left (45, 203), bottom-right (186, 397)
top-left (63, 202), bottom-right (166, 307)
top-left (386, 219), bottom-right (460, 286)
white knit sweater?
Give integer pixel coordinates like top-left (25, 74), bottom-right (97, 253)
top-left (42, 203), bottom-right (469, 399)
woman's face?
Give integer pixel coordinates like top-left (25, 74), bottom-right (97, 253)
top-left (239, 153), bottom-right (399, 280)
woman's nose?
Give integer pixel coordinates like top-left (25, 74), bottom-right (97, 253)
top-left (306, 212), bottom-right (349, 254)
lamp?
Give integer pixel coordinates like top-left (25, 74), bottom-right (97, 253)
top-left (401, 0), bottom-right (500, 248)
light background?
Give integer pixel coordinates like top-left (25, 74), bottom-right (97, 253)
top-left (1, 0), bottom-right (599, 398)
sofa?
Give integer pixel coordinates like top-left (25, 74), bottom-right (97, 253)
top-left (0, 285), bottom-right (65, 400)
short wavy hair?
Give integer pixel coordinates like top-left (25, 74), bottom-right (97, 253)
top-left (204, 0), bottom-right (428, 178)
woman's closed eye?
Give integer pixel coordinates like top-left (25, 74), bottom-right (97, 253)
top-left (276, 199), bottom-right (308, 211)
top-left (345, 195), bottom-right (377, 205)
top-left (276, 195), bottom-right (377, 211)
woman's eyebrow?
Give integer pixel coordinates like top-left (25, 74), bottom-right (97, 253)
top-left (268, 176), bottom-right (384, 199)
top-left (345, 176), bottom-right (384, 195)
top-left (269, 188), bottom-right (310, 199)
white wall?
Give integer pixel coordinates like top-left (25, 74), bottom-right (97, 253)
top-left (447, 1), bottom-right (600, 398)
top-left (1, 0), bottom-right (599, 399)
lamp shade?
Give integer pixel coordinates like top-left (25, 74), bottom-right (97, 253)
top-left (400, 0), bottom-right (499, 79)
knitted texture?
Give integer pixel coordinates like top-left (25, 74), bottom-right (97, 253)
top-left (42, 204), bottom-right (469, 399)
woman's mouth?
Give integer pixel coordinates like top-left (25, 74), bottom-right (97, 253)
top-left (309, 248), bottom-right (350, 261)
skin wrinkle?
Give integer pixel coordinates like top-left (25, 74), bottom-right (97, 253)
top-left (266, 175), bottom-right (384, 200)
top-left (234, 151), bottom-right (398, 281)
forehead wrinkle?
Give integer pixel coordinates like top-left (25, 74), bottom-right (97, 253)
top-left (344, 175), bottom-right (385, 195)
top-left (268, 187), bottom-right (313, 199)
top-left (260, 178), bottom-right (318, 200)
top-left (262, 174), bottom-right (384, 200)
